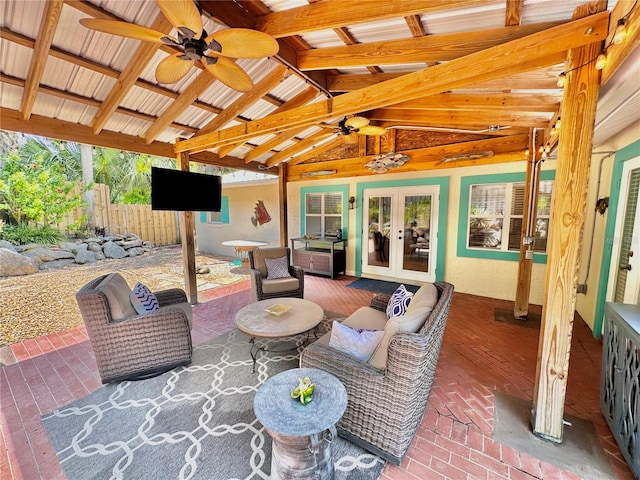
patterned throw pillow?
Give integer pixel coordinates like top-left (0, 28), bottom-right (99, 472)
top-left (265, 256), bottom-right (291, 279)
top-left (329, 321), bottom-right (385, 362)
top-left (130, 282), bottom-right (159, 315)
top-left (386, 284), bottom-right (413, 318)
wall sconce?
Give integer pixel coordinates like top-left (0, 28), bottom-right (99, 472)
top-left (348, 196), bottom-right (356, 210)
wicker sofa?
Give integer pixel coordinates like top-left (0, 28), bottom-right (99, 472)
top-left (300, 281), bottom-right (454, 465)
top-left (76, 273), bottom-right (193, 383)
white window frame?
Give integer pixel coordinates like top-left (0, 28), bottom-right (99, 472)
top-left (304, 191), bottom-right (343, 237)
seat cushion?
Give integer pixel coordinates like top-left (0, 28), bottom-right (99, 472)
top-left (368, 306), bottom-right (432, 369)
top-left (96, 273), bottom-right (137, 321)
top-left (261, 276), bottom-right (301, 294)
top-left (328, 321), bottom-right (384, 362)
top-left (405, 283), bottom-right (438, 315)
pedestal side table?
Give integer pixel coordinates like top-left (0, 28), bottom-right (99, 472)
top-left (254, 367), bottom-right (347, 480)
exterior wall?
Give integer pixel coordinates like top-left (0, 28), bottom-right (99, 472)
top-left (286, 160), bottom-right (557, 305)
top-left (195, 180), bottom-right (281, 257)
top-left (576, 122), bottom-right (640, 333)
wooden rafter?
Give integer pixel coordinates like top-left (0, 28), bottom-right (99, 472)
top-left (264, 130), bottom-right (335, 167)
top-left (21, 0), bottom-right (63, 121)
top-left (256, 0), bottom-right (498, 38)
top-left (387, 93), bottom-right (561, 112)
top-left (91, 12), bottom-right (173, 134)
top-left (287, 136), bottom-right (345, 166)
top-left (175, 12), bottom-right (608, 154)
top-left (297, 21), bottom-right (563, 70)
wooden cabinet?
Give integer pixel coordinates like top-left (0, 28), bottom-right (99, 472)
top-left (600, 303), bottom-right (639, 479)
top-left (291, 237), bottom-right (346, 279)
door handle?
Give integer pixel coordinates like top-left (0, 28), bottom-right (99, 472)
top-left (620, 264), bottom-right (632, 271)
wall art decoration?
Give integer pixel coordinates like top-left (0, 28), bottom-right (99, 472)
top-left (251, 200), bottom-right (271, 226)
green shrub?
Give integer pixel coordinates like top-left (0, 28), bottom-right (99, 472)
top-left (0, 223), bottom-right (65, 245)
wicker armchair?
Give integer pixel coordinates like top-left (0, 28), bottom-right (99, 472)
top-left (248, 247), bottom-right (304, 302)
top-left (76, 273), bottom-right (193, 384)
top-left (300, 281), bottom-right (454, 465)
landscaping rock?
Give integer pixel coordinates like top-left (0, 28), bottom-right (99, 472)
top-left (0, 234), bottom-right (158, 276)
top-left (0, 248), bottom-right (38, 276)
top-left (102, 241), bottom-right (128, 259)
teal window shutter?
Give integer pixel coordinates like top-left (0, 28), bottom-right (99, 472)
top-left (221, 196), bottom-right (229, 224)
top-left (200, 212), bottom-right (207, 223)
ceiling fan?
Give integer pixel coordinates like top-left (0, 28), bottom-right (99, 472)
top-left (79, 0), bottom-right (279, 92)
top-left (321, 116), bottom-right (387, 144)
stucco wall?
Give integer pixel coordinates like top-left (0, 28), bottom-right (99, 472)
top-left (195, 180), bottom-right (281, 257)
top-left (286, 161), bottom-right (556, 305)
top-left (575, 122), bottom-right (640, 331)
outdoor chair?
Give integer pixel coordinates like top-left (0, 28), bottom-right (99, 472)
top-left (248, 247), bottom-right (304, 302)
top-left (75, 272), bottom-right (193, 383)
top-left (300, 281), bottom-right (454, 465)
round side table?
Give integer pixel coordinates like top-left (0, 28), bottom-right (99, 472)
top-left (254, 368), bottom-right (347, 480)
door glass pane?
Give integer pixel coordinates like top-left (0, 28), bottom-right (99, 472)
top-left (403, 195), bottom-right (431, 273)
top-left (366, 196), bottom-right (391, 268)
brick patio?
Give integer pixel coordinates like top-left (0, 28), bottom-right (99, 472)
top-left (0, 275), bottom-right (634, 480)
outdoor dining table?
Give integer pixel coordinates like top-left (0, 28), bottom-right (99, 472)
top-left (221, 239), bottom-right (269, 260)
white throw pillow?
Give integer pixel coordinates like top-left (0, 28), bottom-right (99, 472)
top-left (329, 321), bottom-right (384, 362)
top-left (265, 256), bottom-right (291, 279)
top-left (130, 282), bottom-right (159, 315)
top-left (386, 284), bottom-right (413, 318)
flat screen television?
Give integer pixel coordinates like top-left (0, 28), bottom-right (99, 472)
top-left (151, 167), bottom-right (222, 212)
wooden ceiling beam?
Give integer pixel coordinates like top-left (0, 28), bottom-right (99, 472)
top-left (243, 126), bottom-right (309, 163)
top-left (287, 135), bottom-right (529, 180)
top-left (218, 86), bottom-right (319, 158)
top-left (297, 21), bottom-right (563, 70)
top-left (287, 137), bottom-right (346, 166)
top-left (256, 0), bottom-right (497, 38)
top-left (370, 108), bottom-right (551, 128)
top-left (264, 130), bottom-right (335, 167)
top-left (21, 0), bottom-right (63, 121)
top-left (196, 65), bottom-right (288, 136)
top-left (601, 0), bottom-right (640, 84)
top-left (144, 71), bottom-right (217, 145)
top-left (91, 12), bottom-right (174, 134)
top-left (505, 0), bottom-right (524, 26)
top-left (176, 12), bottom-right (608, 154)
top-left (388, 93), bottom-right (561, 112)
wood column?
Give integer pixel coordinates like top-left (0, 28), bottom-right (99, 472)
top-left (531, 1), bottom-right (604, 442)
top-left (278, 163), bottom-right (288, 247)
top-left (514, 130), bottom-right (542, 318)
top-left (177, 152), bottom-right (198, 304)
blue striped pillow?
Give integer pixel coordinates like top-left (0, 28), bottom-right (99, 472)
top-left (130, 282), bottom-right (159, 315)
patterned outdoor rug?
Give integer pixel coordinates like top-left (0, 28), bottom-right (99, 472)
top-left (42, 314), bottom-right (385, 480)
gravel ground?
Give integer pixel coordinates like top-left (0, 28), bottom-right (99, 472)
top-left (0, 246), bottom-right (248, 347)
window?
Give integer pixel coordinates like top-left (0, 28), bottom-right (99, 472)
top-left (467, 180), bottom-right (553, 253)
top-left (200, 196), bottom-right (229, 225)
top-left (304, 192), bottom-right (343, 237)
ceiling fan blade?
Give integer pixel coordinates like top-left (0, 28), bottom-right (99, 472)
top-left (202, 56), bottom-right (253, 92)
top-left (156, 54), bottom-right (194, 84)
top-left (79, 18), bottom-right (168, 43)
top-left (344, 116), bottom-right (370, 129)
top-left (343, 133), bottom-right (359, 144)
top-left (206, 29), bottom-right (279, 58)
top-left (155, 0), bottom-right (203, 39)
top-left (358, 125), bottom-right (387, 136)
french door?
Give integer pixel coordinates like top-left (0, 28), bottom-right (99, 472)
top-left (610, 158), bottom-right (640, 304)
top-left (361, 186), bottom-right (439, 283)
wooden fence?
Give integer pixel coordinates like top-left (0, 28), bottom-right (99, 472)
top-left (59, 184), bottom-right (179, 246)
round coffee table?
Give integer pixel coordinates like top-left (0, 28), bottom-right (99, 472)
top-left (254, 367), bottom-right (347, 480)
top-left (235, 298), bottom-right (324, 372)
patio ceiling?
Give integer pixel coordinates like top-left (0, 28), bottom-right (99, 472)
top-left (0, 0), bottom-right (638, 181)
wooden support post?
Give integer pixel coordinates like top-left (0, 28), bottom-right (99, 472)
top-left (177, 152), bottom-right (198, 304)
top-left (514, 130), bottom-right (542, 318)
top-left (279, 163), bottom-right (288, 247)
top-left (531, 1), bottom-right (604, 442)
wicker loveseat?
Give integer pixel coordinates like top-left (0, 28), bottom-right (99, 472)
top-left (300, 281), bottom-right (454, 465)
top-left (76, 273), bottom-right (193, 383)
